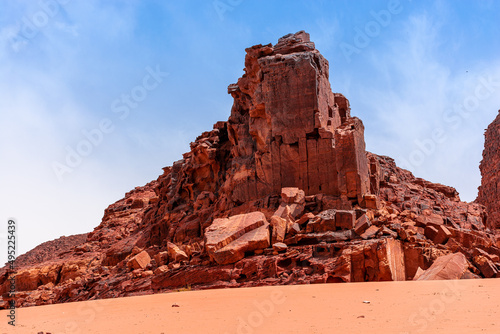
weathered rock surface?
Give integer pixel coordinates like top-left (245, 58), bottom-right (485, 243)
top-left (416, 253), bottom-right (470, 280)
top-left (205, 212), bottom-right (270, 264)
top-left (166, 242), bottom-right (189, 263)
top-left (477, 110), bottom-right (500, 229)
top-left (127, 250), bottom-right (151, 270)
top-left (2, 31), bottom-right (499, 309)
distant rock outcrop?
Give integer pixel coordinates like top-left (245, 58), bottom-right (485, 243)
top-left (2, 234), bottom-right (88, 269)
top-left (477, 110), bottom-right (500, 229)
top-left (1, 31), bottom-right (499, 309)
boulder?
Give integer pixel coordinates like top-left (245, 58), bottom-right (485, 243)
top-left (314, 209), bottom-right (336, 232)
top-left (335, 210), bottom-right (355, 230)
top-left (274, 202), bottom-right (304, 220)
top-left (416, 212), bottom-right (444, 227)
top-left (424, 225), bottom-right (439, 241)
top-left (154, 265), bottom-right (169, 275)
top-left (281, 187), bottom-right (305, 204)
top-left (154, 251), bottom-right (169, 266)
top-left (360, 225), bottom-right (380, 240)
top-left (167, 242), bottom-right (189, 263)
top-left (349, 238), bottom-right (405, 282)
top-left (354, 214), bottom-right (371, 235)
top-left (416, 253), bottom-right (469, 280)
top-left (205, 212), bottom-right (270, 264)
top-left (380, 238), bottom-right (406, 281)
top-left (434, 225), bottom-right (452, 244)
top-left (272, 242), bottom-right (288, 252)
top-left (361, 194), bottom-right (380, 209)
top-left (13, 265), bottom-right (60, 292)
top-left (296, 212), bottom-right (315, 226)
top-left (472, 255), bottom-right (499, 278)
top-left (270, 216), bottom-right (287, 243)
top-left (472, 247), bottom-right (500, 262)
top-left (127, 250), bottom-right (151, 270)
top-left (287, 223), bottom-right (301, 236)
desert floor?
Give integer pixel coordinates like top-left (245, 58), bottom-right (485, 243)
top-left (1, 278), bottom-right (499, 334)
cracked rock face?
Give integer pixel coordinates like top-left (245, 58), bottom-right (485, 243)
top-left (205, 212), bottom-right (270, 264)
top-left (226, 31), bottom-right (370, 204)
top-left (477, 110), bottom-right (500, 229)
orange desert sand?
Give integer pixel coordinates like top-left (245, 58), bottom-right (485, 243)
top-left (2, 279), bottom-right (499, 334)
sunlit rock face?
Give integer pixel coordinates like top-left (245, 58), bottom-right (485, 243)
top-left (477, 110), bottom-right (500, 229)
top-left (225, 30), bottom-right (370, 204)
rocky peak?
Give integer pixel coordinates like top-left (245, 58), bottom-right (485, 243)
top-left (142, 31), bottom-right (375, 248)
top-left (226, 30), bottom-right (370, 204)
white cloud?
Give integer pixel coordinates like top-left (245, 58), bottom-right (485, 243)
top-left (361, 13), bottom-right (500, 202)
top-left (0, 0), bottom-right (151, 265)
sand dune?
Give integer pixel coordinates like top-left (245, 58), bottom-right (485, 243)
top-left (2, 279), bottom-right (499, 334)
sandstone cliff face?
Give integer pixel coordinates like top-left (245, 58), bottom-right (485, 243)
top-left (477, 110), bottom-right (500, 229)
top-left (143, 32), bottom-right (371, 248)
top-left (226, 31), bottom-right (370, 203)
top-left (1, 31), bottom-right (499, 308)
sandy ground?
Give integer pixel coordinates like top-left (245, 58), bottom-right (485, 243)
top-left (1, 279), bottom-right (499, 334)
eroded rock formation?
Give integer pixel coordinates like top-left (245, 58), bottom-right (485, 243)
top-left (225, 31), bottom-right (370, 203)
top-left (143, 31), bottom-right (372, 250)
top-left (1, 31), bottom-right (499, 309)
top-left (477, 110), bottom-right (500, 229)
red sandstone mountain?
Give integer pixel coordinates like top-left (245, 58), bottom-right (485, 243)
top-left (2, 31), bottom-right (499, 308)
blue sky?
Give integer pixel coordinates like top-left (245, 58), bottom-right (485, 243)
top-left (1, 0), bottom-right (499, 263)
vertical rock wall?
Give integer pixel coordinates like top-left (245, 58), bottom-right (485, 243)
top-left (225, 31), bottom-right (371, 205)
top-left (477, 110), bottom-right (500, 229)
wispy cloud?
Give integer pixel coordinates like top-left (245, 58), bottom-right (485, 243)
top-left (361, 13), bottom-right (500, 201)
top-left (0, 0), bottom-right (160, 264)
